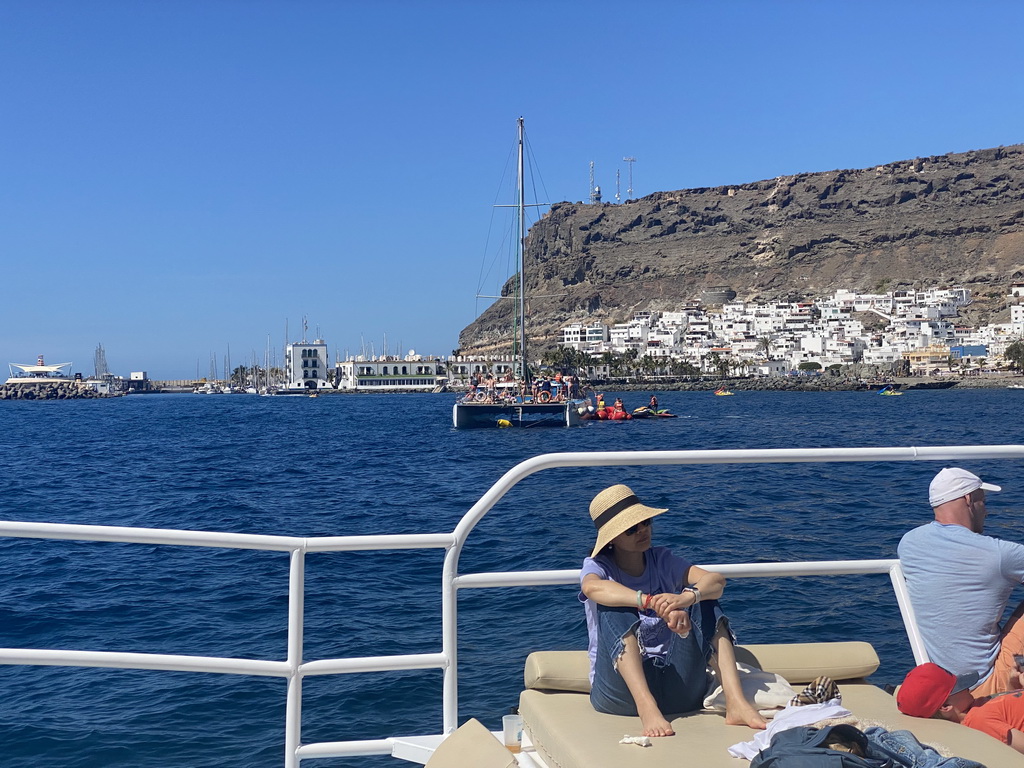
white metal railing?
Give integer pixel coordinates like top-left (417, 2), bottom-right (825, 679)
top-left (0, 444), bottom-right (1022, 766)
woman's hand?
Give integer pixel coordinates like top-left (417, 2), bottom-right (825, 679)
top-left (649, 591), bottom-right (694, 618)
top-left (665, 609), bottom-right (691, 637)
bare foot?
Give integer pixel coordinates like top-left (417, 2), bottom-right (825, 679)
top-left (725, 702), bottom-right (767, 730)
top-left (637, 703), bottom-right (675, 736)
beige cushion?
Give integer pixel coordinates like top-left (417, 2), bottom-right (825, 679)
top-left (734, 642), bottom-right (880, 684)
top-left (524, 642), bottom-right (880, 693)
top-left (425, 718), bottom-right (517, 768)
top-left (524, 650), bottom-right (591, 693)
top-left (520, 682), bottom-right (1024, 768)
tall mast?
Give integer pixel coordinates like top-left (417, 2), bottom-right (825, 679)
top-left (517, 116), bottom-right (528, 382)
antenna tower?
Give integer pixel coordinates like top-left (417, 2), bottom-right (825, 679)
top-left (589, 162), bottom-right (595, 204)
top-left (623, 156), bottom-right (637, 199)
top-left (615, 169), bottom-right (621, 203)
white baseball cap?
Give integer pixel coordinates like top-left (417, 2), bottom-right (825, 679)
top-left (929, 467), bottom-right (1001, 507)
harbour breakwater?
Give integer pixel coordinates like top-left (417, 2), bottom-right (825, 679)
top-left (0, 382), bottom-right (110, 400)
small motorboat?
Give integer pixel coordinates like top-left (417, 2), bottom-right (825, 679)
top-left (713, 388), bottom-right (734, 396)
top-left (877, 386), bottom-right (903, 396)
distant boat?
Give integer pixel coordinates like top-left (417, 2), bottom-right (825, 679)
top-left (1008, 384), bottom-right (1024, 390)
top-left (452, 118), bottom-right (585, 429)
top-left (714, 388), bottom-right (734, 396)
top-left (878, 386), bottom-right (903, 396)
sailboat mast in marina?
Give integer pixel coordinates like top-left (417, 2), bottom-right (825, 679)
top-left (452, 118), bottom-right (585, 429)
top-left (514, 116), bottom-right (527, 382)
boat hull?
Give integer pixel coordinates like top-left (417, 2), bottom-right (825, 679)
top-left (453, 400), bottom-right (584, 428)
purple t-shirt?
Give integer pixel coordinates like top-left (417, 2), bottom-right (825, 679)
top-left (579, 546), bottom-right (692, 682)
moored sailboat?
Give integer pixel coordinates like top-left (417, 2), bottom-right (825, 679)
top-left (453, 118), bottom-right (586, 429)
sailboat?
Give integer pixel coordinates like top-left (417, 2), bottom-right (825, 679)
top-left (452, 118), bottom-right (586, 428)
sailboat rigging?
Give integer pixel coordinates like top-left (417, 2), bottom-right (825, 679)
top-left (452, 118), bottom-right (587, 429)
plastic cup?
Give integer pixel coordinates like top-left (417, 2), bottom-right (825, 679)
top-left (502, 713), bottom-right (522, 753)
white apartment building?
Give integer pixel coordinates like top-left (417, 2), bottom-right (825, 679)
top-left (1011, 304), bottom-right (1024, 334)
top-left (609, 319), bottom-right (651, 348)
top-left (561, 322), bottom-right (610, 351)
top-left (862, 345), bottom-right (904, 365)
top-left (283, 339), bottom-right (332, 392)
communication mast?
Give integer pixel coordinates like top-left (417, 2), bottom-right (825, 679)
top-left (623, 156), bottom-right (637, 199)
top-left (615, 169), bottom-right (621, 203)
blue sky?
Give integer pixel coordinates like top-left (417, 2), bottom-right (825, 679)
top-left (3, 1), bottom-right (1023, 379)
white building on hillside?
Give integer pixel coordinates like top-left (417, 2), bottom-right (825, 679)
top-left (561, 322), bottom-right (609, 351)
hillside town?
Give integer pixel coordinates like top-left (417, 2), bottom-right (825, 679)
top-left (544, 283), bottom-right (1024, 380)
top-left (10, 283), bottom-right (1024, 399)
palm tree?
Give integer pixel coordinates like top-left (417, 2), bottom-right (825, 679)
top-left (574, 350), bottom-right (594, 377)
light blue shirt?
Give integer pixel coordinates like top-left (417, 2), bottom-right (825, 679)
top-left (898, 521), bottom-right (1024, 683)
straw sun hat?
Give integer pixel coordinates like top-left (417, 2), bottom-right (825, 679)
top-left (589, 484), bottom-right (668, 557)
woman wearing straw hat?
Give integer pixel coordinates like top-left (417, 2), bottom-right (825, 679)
top-left (580, 484), bottom-right (766, 736)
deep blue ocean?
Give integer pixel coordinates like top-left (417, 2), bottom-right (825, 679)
top-left (1, 389), bottom-right (1023, 767)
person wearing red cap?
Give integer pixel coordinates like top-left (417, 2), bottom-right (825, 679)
top-left (898, 467), bottom-right (1024, 698)
top-left (898, 662), bottom-right (1024, 753)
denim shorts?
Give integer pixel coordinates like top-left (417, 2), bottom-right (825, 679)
top-left (589, 599), bottom-right (728, 717)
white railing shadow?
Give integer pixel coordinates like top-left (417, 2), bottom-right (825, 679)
top-left (0, 445), bottom-right (1021, 765)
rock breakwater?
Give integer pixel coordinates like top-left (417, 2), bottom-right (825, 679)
top-left (0, 382), bottom-right (108, 400)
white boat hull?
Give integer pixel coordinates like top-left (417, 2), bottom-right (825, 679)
top-left (453, 400), bottom-right (584, 428)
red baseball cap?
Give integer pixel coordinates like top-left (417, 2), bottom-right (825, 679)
top-left (896, 663), bottom-right (979, 717)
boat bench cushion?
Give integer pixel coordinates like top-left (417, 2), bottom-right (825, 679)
top-left (425, 718), bottom-right (517, 768)
top-left (524, 642), bottom-right (881, 693)
top-left (519, 682), bottom-right (1024, 768)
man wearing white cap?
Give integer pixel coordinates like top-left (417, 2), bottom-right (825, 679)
top-left (899, 467), bottom-right (1024, 698)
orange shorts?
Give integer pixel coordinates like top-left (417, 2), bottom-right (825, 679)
top-left (972, 600), bottom-right (1024, 697)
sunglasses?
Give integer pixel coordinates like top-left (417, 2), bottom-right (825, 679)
top-left (624, 518), bottom-right (653, 536)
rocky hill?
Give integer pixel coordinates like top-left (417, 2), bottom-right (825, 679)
top-left (458, 144), bottom-right (1024, 355)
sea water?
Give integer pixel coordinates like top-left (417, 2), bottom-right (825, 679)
top-left (1, 389), bottom-right (1022, 767)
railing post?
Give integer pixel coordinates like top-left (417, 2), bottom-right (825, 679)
top-left (889, 561), bottom-right (929, 665)
top-left (285, 546), bottom-right (306, 767)
top-left (441, 544), bottom-right (458, 735)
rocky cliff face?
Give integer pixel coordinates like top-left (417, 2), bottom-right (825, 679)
top-left (458, 144), bottom-right (1024, 354)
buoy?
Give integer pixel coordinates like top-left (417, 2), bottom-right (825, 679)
top-left (497, 419), bottom-right (512, 428)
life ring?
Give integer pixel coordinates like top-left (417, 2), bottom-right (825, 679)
top-left (537, 391), bottom-right (552, 403)
top-left (474, 391), bottom-right (487, 402)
